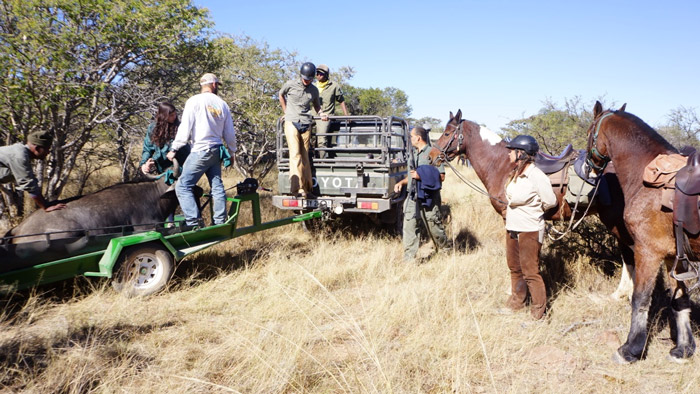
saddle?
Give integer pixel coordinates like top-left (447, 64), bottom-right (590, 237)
top-left (535, 144), bottom-right (576, 174)
top-left (665, 149), bottom-right (700, 286)
top-left (535, 144), bottom-right (577, 193)
top-left (674, 150), bottom-right (700, 235)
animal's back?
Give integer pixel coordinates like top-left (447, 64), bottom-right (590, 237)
top-left (8, 181), bottom-right (169, 243)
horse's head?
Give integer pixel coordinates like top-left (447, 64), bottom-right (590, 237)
top-left (585, 101), bottom-right (626, 173)
top-left (434, 109), bottom-right (465, 162)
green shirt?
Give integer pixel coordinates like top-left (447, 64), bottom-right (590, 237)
top-left (408, 144), bottom-right (445, 192)
top-left (316, 80), bottom-right (345, 114)
top-left (0, 143), bottom-right (41, 195)
top-left (139, 122), bottom-right (190, 174)
top-left (279, 78), bottom-right (320, 124)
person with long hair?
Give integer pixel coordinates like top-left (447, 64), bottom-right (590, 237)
top-left (501, 135), bottom-right (556, 320)
top-left (140, 102), bottom-right (190, 175)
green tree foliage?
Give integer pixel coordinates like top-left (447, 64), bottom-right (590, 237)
top-left (343, 86), bottom-right (412, 119)
top-left (410, 116), bottom-right (444, 131)
top-left (657, 106), bottom-right (700, 150)
top-left (501, 97), bottom-right (599, 155)
top-left (0, 0), bottom-right (213, 217)
top-left (212, 35), bottom-right (297, 178)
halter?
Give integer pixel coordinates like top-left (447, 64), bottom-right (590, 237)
top-left (586, 112), bottom-right (614, 172)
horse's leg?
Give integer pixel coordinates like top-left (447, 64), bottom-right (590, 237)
top-left (611, 245), bottom-right (634, 301)
top-left (667, 273), bottom-right (696, 362)
top-left (614, 256), bottom-right (659, 363)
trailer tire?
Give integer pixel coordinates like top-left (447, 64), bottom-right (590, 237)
top-left (112, 244), bottom-right (173, 297)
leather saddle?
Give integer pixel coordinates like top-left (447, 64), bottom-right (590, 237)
top-left (535, 144), bottom-right (576, 174)
top-left (535, 145), bottom-right (578, 195)
top-left (674, 149), bottom-right (700, 235)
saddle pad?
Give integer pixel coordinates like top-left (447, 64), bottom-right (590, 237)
top-left (643, 153), bottom-right (686, 188)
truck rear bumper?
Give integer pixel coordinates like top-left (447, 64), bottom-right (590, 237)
top-left (272, 195), bottom-right (401, 214)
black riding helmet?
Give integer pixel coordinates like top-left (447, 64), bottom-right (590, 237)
top-left (506, 135), bottom-right (539, 156)
top-left (300, 62), bottom-right (316, 81)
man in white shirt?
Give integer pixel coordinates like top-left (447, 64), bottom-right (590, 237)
top-left (167, 73), bottom-right (237, 226)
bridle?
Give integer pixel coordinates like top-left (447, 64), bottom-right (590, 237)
top-left (586, 112), bottom-right (614, 173)
top-left (438, 119), bottom-right (464, 159)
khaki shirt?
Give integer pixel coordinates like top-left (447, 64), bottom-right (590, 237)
top-left (408, 144), bottom-right (445, 193)
top-left (0, 143), bottom-right (41, 195)
top-left (279, 78), bottom-right (320, 124)
top-left (315, 81), bottom-right (345, 114)
top-left (505, 163), bottom-right (557, 232)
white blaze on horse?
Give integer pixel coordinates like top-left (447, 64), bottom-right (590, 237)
top-left (434, 109), bottom-right (634, 300)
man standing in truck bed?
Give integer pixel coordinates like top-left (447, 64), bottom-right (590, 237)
top-left (314, 64), bottom-right (349, 158)
top-left (394, 126), bottom-right (451, 262)
top-left (278, 62), bottom-right (328, 198)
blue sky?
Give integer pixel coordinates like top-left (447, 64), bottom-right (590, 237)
top-left (195, 0), bottom-right (699, 133)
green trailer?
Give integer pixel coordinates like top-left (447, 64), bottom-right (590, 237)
top-left (0, 181), bottom-right (325, 296)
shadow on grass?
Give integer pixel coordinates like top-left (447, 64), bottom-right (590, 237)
top-left (0, 321), bottom-right (171, 389)
top-left (170, 236), bottom-right (313, 288)
top-left (452, 227), bottom-right (481, 252)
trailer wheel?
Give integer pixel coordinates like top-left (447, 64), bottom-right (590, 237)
top-left (112, 244), bottom-right (173, 297)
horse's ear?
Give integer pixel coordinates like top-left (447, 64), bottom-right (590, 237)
top-left (449, 111), bottom-right (454, 120)
top-left (455, 109), bottom-right (462, 123)
top-left (593, 101), bottom-right (603, 118)
top-left (619, 103), bottom-right (627, 112)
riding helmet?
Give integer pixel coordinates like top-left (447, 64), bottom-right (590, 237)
top-left (506, 135), bottom-right (539, 156)
top-left (300, 62), bottom-right (316, 81)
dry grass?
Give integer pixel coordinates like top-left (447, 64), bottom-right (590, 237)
top-left (2, 167), bottom-right (700, 393)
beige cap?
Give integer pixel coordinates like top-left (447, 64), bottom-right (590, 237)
top-left (27, 130), bottom-right (53, 148)
top-left (199, 73), bottom-right (220, 85)
top-left (317, 64), bottom-right (329, 74)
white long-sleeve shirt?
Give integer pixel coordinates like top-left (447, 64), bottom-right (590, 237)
top-left (505, 163), bottom-right (557, 232)
top-left (171, 92), bottom-right (237, 153)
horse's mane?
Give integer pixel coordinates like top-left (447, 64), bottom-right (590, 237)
top-left (613, 110), bottom-right (677, 152)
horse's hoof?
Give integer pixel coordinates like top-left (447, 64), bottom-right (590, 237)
top-left (611, 350), bottom-right (634, 365)
top-left (667, 354), bottom-right (690, 364)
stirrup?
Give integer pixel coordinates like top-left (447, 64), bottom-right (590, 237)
top-left (671, 255), bottom-right (700, 290)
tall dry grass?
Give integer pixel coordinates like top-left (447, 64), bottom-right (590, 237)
top-left (1, 166), bottom-right (700, 393)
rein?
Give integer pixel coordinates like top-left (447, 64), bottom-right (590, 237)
top-left (442, 159), bottom-right (507, 205)
top-left (586, 112), bottom-right (614, 172)
top-left (437, 120), bottom-right (507, 205)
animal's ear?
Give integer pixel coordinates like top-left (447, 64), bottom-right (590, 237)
top-left (619, 103), bottom-right (627, 112)
top-left (449, 111), bottom-right (454, 120)
top-left (455, 109), bottom-right (462, 123)
top-left (593, 101), bottom-right (603, 118)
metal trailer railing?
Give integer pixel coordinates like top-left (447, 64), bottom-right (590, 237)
top-left (0, 185), bottom-right (325, 296)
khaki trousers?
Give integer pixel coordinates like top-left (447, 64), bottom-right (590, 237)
top-left (505, 230), bottom-right (546, 320)
top-left (403, 196), bottom-right (449, 261)
top-left (284, 121), bottom-right (313, 194)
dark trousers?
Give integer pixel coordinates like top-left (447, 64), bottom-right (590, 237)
top-left (505, 230), bottom-right (546, 319)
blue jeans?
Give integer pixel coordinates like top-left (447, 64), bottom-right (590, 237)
top-left (176, 147), bottom-right (227, 225)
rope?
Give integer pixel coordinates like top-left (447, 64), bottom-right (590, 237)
top-left (547, 173), bottom-right (603, 241)
top-left (443, 159), bottom-right (506, 205)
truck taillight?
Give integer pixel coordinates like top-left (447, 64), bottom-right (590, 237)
top-left (358, 202), bottom-right (378, 210)
top-left (283, 199), bottom-right (300, 207)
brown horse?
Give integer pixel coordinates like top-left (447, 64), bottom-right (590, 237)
top-left (586, 101), bottom-right (696, 363)
top-left (434, 109), bottom-right (635, 298)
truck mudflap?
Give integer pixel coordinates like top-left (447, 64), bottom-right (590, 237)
top-left (272, 195), bottom-right (395, 214)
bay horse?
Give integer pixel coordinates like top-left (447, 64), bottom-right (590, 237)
top-left (586, 101), bottom-right (696, 363)
top-left (434, 109), bottom-right (635, 299)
